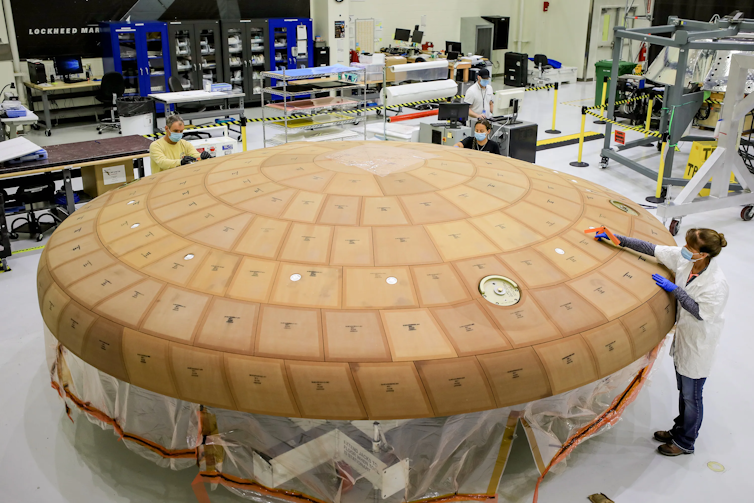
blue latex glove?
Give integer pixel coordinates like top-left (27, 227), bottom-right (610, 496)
top-left (594, 231), bottom-right (609, 242)
top-left (652, 273), bottom-right (677, 292)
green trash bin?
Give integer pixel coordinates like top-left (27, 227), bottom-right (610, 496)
top-left (594, 60), bottom-right (637, 107)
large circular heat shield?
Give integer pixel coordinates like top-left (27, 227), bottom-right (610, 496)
top-left (37, 142), bottom-right (676, 420)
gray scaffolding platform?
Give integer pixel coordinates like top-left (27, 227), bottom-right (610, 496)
top-left (599, 15), bottom-right (754, 205)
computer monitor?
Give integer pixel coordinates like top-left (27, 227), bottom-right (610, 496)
top-left (493, 88), bottom-right (525, 116)
top-left (411, 30), bottom-right (423, 43)
top-left (437, 102), bottom-right (470, 128)
top-left (394, 28), bottom-right (411, 42)
top-left (54, 55), bottom-right (84, 82)
top-left (447, 51), bottom-right (460, 61)
top-left (446, 41), bottom-right (462, 53)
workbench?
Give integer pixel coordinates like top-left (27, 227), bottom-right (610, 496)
top-left (0, 104), bottom-right (39, 141)
top-left (23, 79), bottom-right (103, 137)
top-left (149, 89), bottom-right (246, 131)
top-left (0, 135), bottom-right (152, 265)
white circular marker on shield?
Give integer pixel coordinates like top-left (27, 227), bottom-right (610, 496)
top-left (290, 274), bottom-right (302, 282)
top-left (386, 277), bottom-right (398, 285)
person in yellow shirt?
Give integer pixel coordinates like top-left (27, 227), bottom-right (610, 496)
top-left (149, 114), bottom-right (211, 173)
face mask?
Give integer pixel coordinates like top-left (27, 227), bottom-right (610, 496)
top-left (474, 132), bottom-right (488, 142)
top-left (480, 79), bottom-right (490, 87)
top-left (169, 132), bottom-right (183, 142)
top-left (681, 247), bottom-right (703, 262)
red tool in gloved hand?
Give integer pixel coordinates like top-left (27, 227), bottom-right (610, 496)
top-left (583, 226), bottom-right (621, 246)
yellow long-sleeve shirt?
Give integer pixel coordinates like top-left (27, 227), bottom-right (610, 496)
top-left (149, 138), bottom-right (201, 173)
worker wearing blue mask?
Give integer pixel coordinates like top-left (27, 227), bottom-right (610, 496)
top-left (463, 68), bottom-right (494, 120)
top-left (593, 227), bottom-right (729, 457)
top-left (149, 114), bottom-right (211, 173)
top-left (453, 118), bottom-right (500, 154)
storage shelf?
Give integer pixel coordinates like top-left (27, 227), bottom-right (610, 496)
top-left (262, 65), bottom-right (364, 81)
top-left (265, 97), bottom-right (362, 114)
top-left (261, 56), bottom-right (366, 147)
top-left (265, 128), bottom-right (361, 146)
top-left (267, 114), bottom-right (360, 131)
top-left (263, 82), bottom-right (364, 97)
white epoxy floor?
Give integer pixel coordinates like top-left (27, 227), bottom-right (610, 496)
top-left (1, 79), bottom-right (753, 503)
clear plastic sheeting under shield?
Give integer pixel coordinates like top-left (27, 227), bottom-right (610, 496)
top-left (46, 325), bottom-right (666, 503)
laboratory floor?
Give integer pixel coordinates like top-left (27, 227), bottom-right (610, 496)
top-left (1, 79), bottom-right (753, 503)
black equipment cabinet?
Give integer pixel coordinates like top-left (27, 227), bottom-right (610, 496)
top-left (314, 45), bottom-right (330, 67)
top-left (221, 19), bottom-right (271, 104)
top-left (504, 52), bottom-right (528, 88)
top-left (495, 120), bottom-right (537, 163)
top-left (168, 20), bottom-right (225, 91)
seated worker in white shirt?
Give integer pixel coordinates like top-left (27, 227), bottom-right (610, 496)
top-left (149, 114), bottom-right (211, 173)
top-left (463, 68), bottom-right (494, 119)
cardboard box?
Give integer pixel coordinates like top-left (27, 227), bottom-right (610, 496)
top-left (82, 160), bottom-right (135, 198)
top-left (385, 56), bottom-right (407, 81)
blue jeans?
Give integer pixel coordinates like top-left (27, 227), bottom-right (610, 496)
top-left (670, 369), bottom-right (706, 452)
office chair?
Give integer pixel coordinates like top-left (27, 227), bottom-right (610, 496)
top-left (95, 72), bottom-right (126, 134)
top-left (168, 76), bottom-right (210, 140)
top-left (9, 175), bottom-right (60, 242)
top-left (532, 54), bottom-right (553, 86)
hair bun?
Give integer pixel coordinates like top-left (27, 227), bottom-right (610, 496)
top-left (718, 233), bottom-right (727, 247)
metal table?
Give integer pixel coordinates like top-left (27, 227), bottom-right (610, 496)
top-left (1, 104), bottom-right (39, 141)
top-left (23, 79), bottom-right (102, 137)
top-left (148, 90), bottom-right (246, 129)
top-left (0, 135), bottom-right (152, 216)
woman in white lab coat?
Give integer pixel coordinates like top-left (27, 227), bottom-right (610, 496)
top-left (594, 227), bottom-right (729, 456)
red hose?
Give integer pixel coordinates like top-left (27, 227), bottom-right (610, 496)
top-left (387, 109), bottom-right (438, 122)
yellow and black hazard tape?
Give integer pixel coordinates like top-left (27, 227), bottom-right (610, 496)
top-left (10, 244), bottom-right (45, 255)
top-left (585, 109), bottom-right (662, 138)
top-left (142, 121), bottom-right (244, 139)
top-left (703, 98), bottom-right (724, 105)
top-left (524, 84), bottom-right (555, 92)
top-left (142, 95), bottom-right (467, 138)
top-left (588, 94), bottom-right (648, 111)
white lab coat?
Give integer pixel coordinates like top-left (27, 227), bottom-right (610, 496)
top-left (655, 246), bottom-right (729, 379)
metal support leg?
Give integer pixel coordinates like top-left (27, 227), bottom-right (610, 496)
top-left (41, 91), bottom-right (52, 136)
top-left (660, 48), bottom-right (690, 192)
top-left (134, 158), bottom-right (145, 179)
top-left (600, 38), bottom-right (624, 159)
top-left (62, 168), bottom-right (75, 216)
top-left (0, 190), bottom-right (11, 272)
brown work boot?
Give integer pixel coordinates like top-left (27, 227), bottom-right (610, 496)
top-left (658, 443), bottom-right (691, 456)
top-left (654, 430), bottom-right (672, 443)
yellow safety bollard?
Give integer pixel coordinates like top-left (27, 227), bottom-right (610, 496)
top-left (594, 76), bottom-right (608, 125)
top-left (642, 96), bottom-right (655, 147)
top-left (570, 107), bottom-right (589, 167)
top-left (646, 135), bottom-right (669, 203)
top-left (545, 82), bottom-right (561, 134)
top-left (241, 116), bottom-right (247, 152)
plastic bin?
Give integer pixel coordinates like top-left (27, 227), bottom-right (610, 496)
top-left (116, 97), bottom-right (154, 136)
top-left (594, 60), bottom-right (637, 106)
top-left (350, 62), bottom-right (383, 83)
